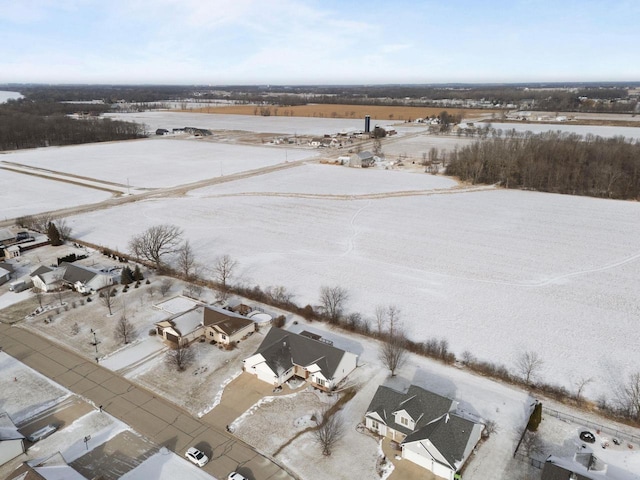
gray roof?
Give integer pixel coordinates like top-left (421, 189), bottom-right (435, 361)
top-left (59, 262), bottom-right (102, 285)
top-left (30, 265), bottom-right (54, 277)
top-left (356, 150), bottom-right (374, 160)
top-left (253, 327), bottom-right (348, 379)
top-left (0, 261), bottom-right (14, 273)
top-left (0, 412), bottom-right (24, 441)
top-left (403, 413), bottom-right (477, 469)
top-left (365, 384), bottom-right (453, 435)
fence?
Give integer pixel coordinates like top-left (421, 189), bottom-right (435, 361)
top-left (514, 452), bottom-right (544, 470)
top-left (543, 406), bottom-right (640, 446)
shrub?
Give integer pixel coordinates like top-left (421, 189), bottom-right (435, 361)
top-left (273, 315), bottom-right (286, 328)
top-left (86, 297), bottom-right (92, 302)
top-left (148, 328), bottom-right (157, 336)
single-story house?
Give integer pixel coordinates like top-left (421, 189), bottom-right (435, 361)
top-left (30, 266), bottom-right (60, 292)
top-left (243, 327), bottom-right (358, 391)
top-left (365, 384), bottom-right (483, 480)
top-left (203, 305), bottom-right (255, 345)
top-left (542, 453), bottom-right (611, 480)
top-left (59, 262), bottom-right (113, 293)
top-left (31, 263), bottom-right (113, 294)
top-left (349, 151), bottom-right (375, 168)
top-left (0, 262), bottom-right (12, 286)
top-left (6, 452), bottom-right (87, 480)
top-left (155, 305), bottom-right (256, 347)
top-left (155, 306), bottom-right (205, 347)
top-left (0, 412), bottom-right (25, 466)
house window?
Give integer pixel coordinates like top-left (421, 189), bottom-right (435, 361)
top-left (209, 331), bottom-right (214, 337)
top-left (400, 417), bottom-right (409, 426)
top-left (371, 420), bottom-right (380, 430)
top-left (222, 334), bottom-right (227, 340)
top-left (315, 378), bottom-right (325, 387)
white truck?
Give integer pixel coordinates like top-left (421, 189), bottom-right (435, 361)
top-left (9, 279), bottom-right (32, 292)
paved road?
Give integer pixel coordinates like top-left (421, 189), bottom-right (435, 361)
top-left (0, 322), bottom-right (295, 480)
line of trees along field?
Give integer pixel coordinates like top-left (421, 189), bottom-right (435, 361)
top-left (0, 99), bottom-right (145, 150)
top-left (445, 132), bottom-right (640, 200)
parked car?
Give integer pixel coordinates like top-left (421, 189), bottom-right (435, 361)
top-left (228, 473), bottom-right (248, 480)
top-left (27, 424), bottom-right (58, 443)
top-left (185, 447), bottom-right (209, 467)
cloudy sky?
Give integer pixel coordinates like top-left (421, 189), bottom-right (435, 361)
top-left (1, 0), bottom-right (638, 85)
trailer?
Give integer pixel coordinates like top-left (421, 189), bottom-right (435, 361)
top-left (9, 279), bottom-right (32, 292)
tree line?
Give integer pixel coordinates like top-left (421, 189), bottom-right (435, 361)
top-left (0, 99), bottom-right (145, 151)
top-left (445, 132), bottom-right (640, 200)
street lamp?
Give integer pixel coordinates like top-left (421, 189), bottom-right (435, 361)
top-left (90, 329), bottom-right (99, 362)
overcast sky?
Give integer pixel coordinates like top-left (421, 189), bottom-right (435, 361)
top-left (1, 0), bottom-right (638, 85)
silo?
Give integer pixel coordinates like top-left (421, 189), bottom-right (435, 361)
top-left (365, 115), bottom-right (371, 133)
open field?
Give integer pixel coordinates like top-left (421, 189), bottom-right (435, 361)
top-left (59, 162), bottom-right (640, 402)
top-left (184, 103), bottom-right (501, 122)
top-left (480, 122), bottom-right (640, 140)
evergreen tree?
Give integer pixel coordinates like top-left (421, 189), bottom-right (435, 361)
top-left (133, 265), bottom-right (144, 281)
top-left (120, 266), bottom-right (134, 285)
top-left (526, 402), bottom-right (542, 431)
top-left (47, 222), bottom-right (63, 246)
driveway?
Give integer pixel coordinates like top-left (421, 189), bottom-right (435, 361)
top-left (381, 437), bottom-right (442, 480)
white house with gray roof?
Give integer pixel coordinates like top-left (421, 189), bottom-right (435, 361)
top-left (243, 327), bottom-right (357, 391)
top-left (365, 384), bottom-right (483, 480)
top-left (31, 262), bottom-right (113, 293)
top-left (0, 412), bottom-right (25, 467)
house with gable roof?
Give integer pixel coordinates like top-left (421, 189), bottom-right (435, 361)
top-left (243, 327), bottom-right (357, 391)
top-left (6, 452), bottom-right (87, 480)
top-left (542, 453), bottom-right (613, 480)
top-left (364, 384), bottom-right (483, 480)
top-left (0, 412), bottom-right (25, 466)
top-left (30, 262), bottom-right (113, 293)
top-left (155, 304), bottom-right (256, 348)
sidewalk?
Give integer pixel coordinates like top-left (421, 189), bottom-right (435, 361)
top-left (0, 322), bottom-right (295, 480)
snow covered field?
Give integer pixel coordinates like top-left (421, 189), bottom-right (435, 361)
top-left (484, 122), bottom-right (640, 140)
top-left (106, 111), bottom-right (374, 136)
top-left (65, 164), bottom-right (640, 402)
top-left (0, 167), bottom-right (112, 220)
top-left (1, 137), bottom-right (316, 190)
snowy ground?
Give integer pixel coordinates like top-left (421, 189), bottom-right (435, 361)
top-left (0, 166), bottom-right (112, 221)
top-left (1, 137), bottom-right (317, 190)
top-left (63, 164), bottom-right (640, 402)
top-left (106, 111), bottom-right (375, 136)
top-left (481, 121), bottom-right (640, 140)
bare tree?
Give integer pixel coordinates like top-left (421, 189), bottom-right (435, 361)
top-left (128, 224), bottom-right (184, 270)
top-left (159, 278), bottom-right (173, 297)
top-left (176, 240), bottom-right (197, 280)
top-left (213, 254), bottom-right (237, 288)
top-left (516, 351), bottom-right (544, 386)
top-left (319, 286), bottom-right (349, 324)
top-left (379, 332), bottom-right (408, 377)
top-left (34, 289), bottom-right (45, 308)
top-left (100, 284), bottom-right (117, 316)
top-left (574, 376), bottom-right (593, 404)
top-left (375, 305), bottom-right (387, 336)
top-left (313, 409), bottom-right (345, 456)
top-left (114, 314), bottom-right (135, 345)
top-left (165, 344), bottom-right (195, 372)
top-left (617, 371), bottom-right (640, 420)
top-left (520, 431), bottom-right (544, 457)
top-left (56, 218), bottom-right (73, 241)
top-left (482, 419), bottom-right (498, 439)
top-left (386, 305), bottom-right (401, 338)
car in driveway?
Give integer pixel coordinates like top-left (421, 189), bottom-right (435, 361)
top-left (228, 473), bottom-right (248, 480)
top-left (185, 447), bottom-right (209, 467)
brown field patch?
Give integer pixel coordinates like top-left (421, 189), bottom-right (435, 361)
top-left (182, 103), bottom-right (501, 121)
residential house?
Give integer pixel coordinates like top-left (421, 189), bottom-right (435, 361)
top-left (542, 454), bottom-right (612, 480)
top-left (0, 262), bottom-right (12, 286)
top-left (59, 262), bottom-right (113, 293)
top-left (365, 384), bottom-right (483, 480)
top-left (203, 305), bottom-right (255, 345)
top-left (6, 452), bottom-right (87, 480)
top-left (243, 327), bottom-right (358, 391)
top-left (0, 412), bottom-right (25, 466)
top-left (155, 306), bottom-right (205, 347)
top-left (349, 151), bottom-right (375, 168)
top-left (30, 266), bottom-right (60, 292)
top-left (155, 305), bottom-right (256, 347)
top-left (0, 229), bottom-right (15, 246)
